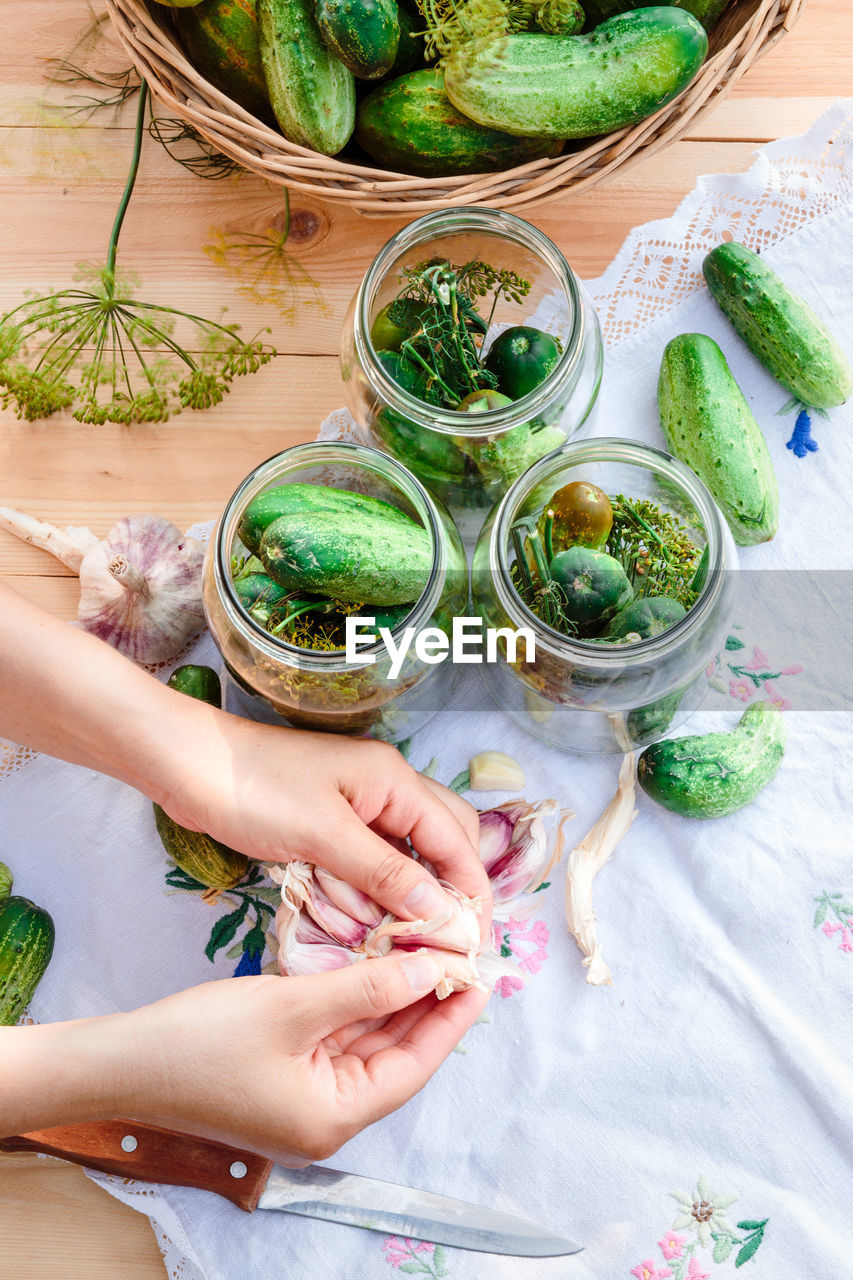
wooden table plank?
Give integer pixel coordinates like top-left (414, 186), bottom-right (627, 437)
top-left (0, 0), bottom-right (847, 1274)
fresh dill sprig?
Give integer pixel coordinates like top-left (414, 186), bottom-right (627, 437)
top-left (606, 496), bottom-right (701, 608)
top-left (147, 116), bottom-right (240, 180)
top-left (0, 83), bottom-right (274, 424)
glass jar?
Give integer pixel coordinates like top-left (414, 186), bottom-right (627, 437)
top-left (341, 208), bottom-right (603, 540)
top-left (203, 442), bottom-right (468, 743)
top-left (472, 439), bottom-right (739, 754)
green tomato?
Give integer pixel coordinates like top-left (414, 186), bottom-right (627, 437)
top-left (456, 390), bottom-right (514, 412)
top-left (370, 300), bottom-right (428, 353)
top-left (549, 546), bottom-right (633, 629)
top-left (604, 595), bottom-right (687, 641)
top-left (542, 480), bottom-right (613, 553)
top-left (484, 325), bottom-right (561, 400)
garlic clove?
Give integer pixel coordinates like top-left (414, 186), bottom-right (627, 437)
top-left (314, 866), bottom-right (385, 928)
top-left (468, 751), bottom-right (526, 792)
top-left (362, 882), bottom-right (481, 958)
top-left (77, 515), bottom-right (205, 664)
top-left (276, 903), bottom-right (360, 976)
top-left (478, 809), bottom-right (515, 873)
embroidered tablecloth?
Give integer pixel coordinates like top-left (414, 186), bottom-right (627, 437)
top-left (2, 103), bottom-right (852, 1280)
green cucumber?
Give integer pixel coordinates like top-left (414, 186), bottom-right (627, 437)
top-left (233, 571), bottom-right (292, 625)
top-left (604, 595), bottom-right (686, 641)
top-left (658, 333), bottom-right (779, 546)
top-left (260, 508), bottom-right (432, 604)
top-left (0, 896), bottom-right (55, 1025)
top-left (484, 325), bottom-right (562, 399)
top-left (167, 664), bottom-right (222, 705)
top-left (355, 68), bottom-right (563, 176)
top-left (0, 862), bottom-right (11, 906)
top-left (387, 3), bottom-right (427, 75)
top-left (549, 546), bottom-right (633, 629)
top-left (703, 242), bottom-right (853, 410)
top-left (155, 665), bottom-right (252, 890)
top-left (175, 0), bottom-right (271, 119)
top-left (583, 0), bottom-right (729, 31)
top-left (637, 702), bottom-right (785, 818)
top-left (317, 0), bottom-right (399, 79)
top-left (239, 482), bottom-right (414, 554)
top-left (444, 8), bottom-right (708, 140)
top-left (258, 0), bottom-right (355, 153)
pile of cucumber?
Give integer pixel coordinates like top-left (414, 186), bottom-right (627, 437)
top-left (163, 0), bottom-right (716, 174)
top-left (231, 481), bottom-right (432, 647)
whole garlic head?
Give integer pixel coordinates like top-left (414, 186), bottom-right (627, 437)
top-left (77, 515), bottom-right (205, 663)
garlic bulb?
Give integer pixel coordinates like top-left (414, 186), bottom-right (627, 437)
top-left (0, 507), bottom-right (205, 663)
top-left (271, 799), bottom-right (564, 999)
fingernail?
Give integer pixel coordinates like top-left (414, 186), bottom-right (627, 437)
top-left (405, 878), bottom-right (450, 920)
top-left (399, 951), bottom-right (442, 994)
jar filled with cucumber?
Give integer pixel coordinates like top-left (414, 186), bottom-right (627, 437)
top-left (471, 438), bottom-right (739, 753)
top-left (202, 442), bottom-right (468, 741)
top-left (341, 208), bottom-right (603, 535)
top-left (166, 0), bottom-right (714, 176)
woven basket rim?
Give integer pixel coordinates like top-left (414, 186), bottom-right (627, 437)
top-left (105, 0), bottom-right (806, 214)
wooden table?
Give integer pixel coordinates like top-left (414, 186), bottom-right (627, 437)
top-left (0, 1), bottom-right (847, 1273)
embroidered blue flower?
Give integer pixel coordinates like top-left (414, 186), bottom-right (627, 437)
top-left (786, 408), bottom-right (819, 458)
top-left (233, 947), bottom-right (262, 976)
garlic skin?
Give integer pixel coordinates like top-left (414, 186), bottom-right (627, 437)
top-left (78, 515), bottom-right (205, 663)
top-left (0, 506), bottom-right (205, 664)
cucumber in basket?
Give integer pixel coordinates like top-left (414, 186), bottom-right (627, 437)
top-left (316, 0), bottom-right (400, 80)
top-left (356, 69), bottom-right (563, 177)
top-left (175, 0), bottom-right (271, 119)
top-left (658, 333), bottom-right (779, 546)
top-left (443, 7), bottom-right (708, 139)
top-left (258, 0), bottom-right (355, 154)
top-left (582, 0), bottom-right (730, 31)
top-left (703, 241), bottom-right (853, 410)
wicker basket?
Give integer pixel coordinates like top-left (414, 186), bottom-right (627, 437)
top-left (106, 0), bottom-right (805, 215)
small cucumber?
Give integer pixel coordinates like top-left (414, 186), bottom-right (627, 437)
top-left (444, 8), bottom-right (707, 140)
top-left (167, 664), bottom-right (222, 706)
top-left (658, 333), bottom-right (779, 546)
top-left (637, 702), bottom-right (785, 818)
top-left (703, 242), bottom-right (853, 410)
top-left (0, 896), bottom-right (55, 1026)
top-left (0, 862), bottom-right (11, 906)
top-left (239, 481), bottom-right (414, 554)
top-left (260, 508), bottom-right (432, 605)
top-left (355, 68), bottom-right (563, 176)
top-left (175, 0), bottom-right (271, 119)
top-left (258, 0), bottom-right (355, 153)
top-left (317, 0), bottom-right (399, 79)
top-left (155, 665), bottom-right (252, 890)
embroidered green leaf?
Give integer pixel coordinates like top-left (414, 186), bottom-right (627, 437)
top-left (734, 1232), bottom-right (763, 1267)
top-left (204, 899), bottom-right (250, 961)
top-left (165, 866), bottom-right (206, 891)
top-left (396, 1264), bottom-right (430, 1275)
top-left (736, 1219), bottom-right (767, 1232)
top-left (712, 1232), bottom-right (734, 1263)
top-left (725, 636), bottom-right (745, 651)
top-left (814, 901), bottom-right (829, 927)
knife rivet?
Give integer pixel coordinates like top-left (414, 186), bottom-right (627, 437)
top-left (230, 1161), bottom-right (248, 1180)
top-left (121, 1135), bottom-right (138, 1153)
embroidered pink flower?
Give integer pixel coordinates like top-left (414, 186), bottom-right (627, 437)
top-left (780, 664), bottom-right (803, 676)
top-left (382, 1237), bottom-right (435, 1268)
top-left (762, 680), bottom-right (791, 712)
top-left (823, 920), bottom-right (842, 937)
top-left (745, 646), bottom-right (769, 671)
top-left (631, 1260), bottom-right (671, 1280)
top-left (657, 1230), bottom-right (685, 1260)
top-left (686, 1259), bottom-right (710, 1280)
top-left (729, 676), bottom-right (753, 702)
top-left (495, 974), bottom-right (524, 998)
top-left (492, 915), bottom-right (550, 996)
top-left (839, 929), bottom-right (853, 954)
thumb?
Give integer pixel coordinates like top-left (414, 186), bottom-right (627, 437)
top-left (299, 952), bottom-right (443, 1040)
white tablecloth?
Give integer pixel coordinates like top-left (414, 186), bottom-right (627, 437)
top-left (2, 102), bottom-right (852, 1280)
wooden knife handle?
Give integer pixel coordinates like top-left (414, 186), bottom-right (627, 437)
top-left (0, 1120), bottom-right (274, 1211)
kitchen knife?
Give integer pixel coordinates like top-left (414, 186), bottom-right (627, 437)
top-left (0, 1120), bottom-right (582, 1257)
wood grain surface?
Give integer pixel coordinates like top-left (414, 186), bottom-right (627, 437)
top-left (0, 0), bottom-right (847, 1273)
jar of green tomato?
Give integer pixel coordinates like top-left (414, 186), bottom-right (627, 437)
top-left (471, 439), bottom-right (739, 753)
top-left (341, 208), bottom-right (604, 539)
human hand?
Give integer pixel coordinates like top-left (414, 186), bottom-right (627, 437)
top-left (155, 702), bottom-right (492, 940)
top-left (1, 955), bottom-right (489, 1160)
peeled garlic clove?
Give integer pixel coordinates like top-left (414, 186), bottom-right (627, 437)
top-left (314, 866), bottom-right (384, 928)
top-left (468, 751), bottom-right (526, 792)
top-left (78, 515), bottom-right (205, 663)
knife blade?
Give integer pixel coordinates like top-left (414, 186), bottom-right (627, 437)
top-left (0, 1120), bottom-right (581, 1257)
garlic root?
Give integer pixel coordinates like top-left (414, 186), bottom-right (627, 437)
top-left (565, 752), bottom-right (638, 987)
top-left (0, 506), bottom-right (99, 571)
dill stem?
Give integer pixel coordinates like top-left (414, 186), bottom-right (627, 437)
top-left (106, 80), bottom-right (148, 282)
